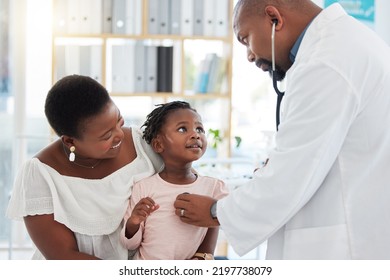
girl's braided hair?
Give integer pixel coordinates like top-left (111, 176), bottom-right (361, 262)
top-left (142, 101), bottom-right (196, 144)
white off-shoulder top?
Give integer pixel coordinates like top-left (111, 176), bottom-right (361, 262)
top-left (6, 127), bottom-right (162, 259)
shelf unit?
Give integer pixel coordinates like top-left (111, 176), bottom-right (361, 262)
top-left (51, 0), bottom-right (234, 157)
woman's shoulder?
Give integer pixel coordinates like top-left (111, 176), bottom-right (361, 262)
top-left (129, 126), bottom-right (163, 172)
top-left (35, 139), bottom-right (64, 166)
top-left (128, 126), bottom-right (149, 154)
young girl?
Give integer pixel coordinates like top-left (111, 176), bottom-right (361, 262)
top-left (120, 101), bottom-right (228, 260)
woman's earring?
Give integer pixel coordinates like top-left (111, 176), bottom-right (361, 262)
top-left (69, 146), bottom-right (75, 162)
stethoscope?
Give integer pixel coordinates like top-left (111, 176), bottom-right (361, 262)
top-left (271, 19), bottom-right (285, 131)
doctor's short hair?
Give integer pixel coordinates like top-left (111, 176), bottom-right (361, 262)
top-left (44, 74), bottom-right (111, 138)
top-left (142, 101), bottom-right (197, 144)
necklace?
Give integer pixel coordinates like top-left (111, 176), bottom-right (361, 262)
top-left (62, 144), bottom-right (103, 169)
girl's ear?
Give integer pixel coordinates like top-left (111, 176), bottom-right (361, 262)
top-left (151, 135), bottom-right (164, 154)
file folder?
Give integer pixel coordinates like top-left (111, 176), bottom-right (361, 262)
top-left (181, 0), bottom-right (193, 36)
top-left (193, 0), bottom-right (203, 36)
top-left (170, 0), bottom-right (181, 35)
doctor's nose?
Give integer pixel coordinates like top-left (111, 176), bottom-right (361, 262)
top-left (247, 49), bottom-right (255, 63)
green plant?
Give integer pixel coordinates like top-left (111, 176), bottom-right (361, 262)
top-left (234, 136), bottom-right (242, 148)
top-left (207, 128), bottom-right (242, 149)
top-left (208, 128), bottom-right (223, 149)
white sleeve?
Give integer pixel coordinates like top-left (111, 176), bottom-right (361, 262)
top-left (6, 159), bottom-right (54, 220)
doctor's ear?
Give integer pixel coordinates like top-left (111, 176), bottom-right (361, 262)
top-left (264, 5), bottom-right (282, 28)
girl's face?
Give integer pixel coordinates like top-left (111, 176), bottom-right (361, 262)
top-left (71, 101), bottom-right (125, 160)
top-left (155, 108), bottom-right (207, 165)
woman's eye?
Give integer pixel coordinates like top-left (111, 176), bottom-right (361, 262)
top-left (103, 133), bottom-right (112, 140)
top-left (118, 117), bottom-right (124, 127)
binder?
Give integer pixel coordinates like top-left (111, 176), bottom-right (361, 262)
top-left (125, 0), bottom-right (134, 34)
top-left (102, 0), bottom-right (113, 33)
top-left (79, 0), bottom-right (90, 34)
top-left (213, 58), bottom-right (228, 93)
top-left (112, 0), bottom-right (126, 34)
top-left (196, 53), bottom-right (216, 93)
top-left (159, 0), bottom-right (170, 34)
top-left (134, 41), bottom-right (146, 92)
top-left (170, 0), bottom-right (181, 35)
top-left (53, 0), bottom-right (68, 34)
top-left (203, 0), bottom-right (214, 37)
top-left (90, 0), bottom-right (103, 34)
top-left (193, 0), bottom-right (203, 36)
top-left (215, 0), bottom-right (229, 37)
top-left (133, 0), bottom-right (142, 35)
top-left (126, 0), bottom-right (142, 35)
top-left (65, 45), bottom-right (80, 75)
top-left (111, 43), bottom-right (135, 93)
top-left (67, 0), bottom-right (80, 34)
top-left (78, 46), bottom-right (102, 82)
top-left (181, 0), bottom-right (193, 36)
top-left (55, 45), bottom-right (66, 80)
top-left (148, 0), bottom-right (159, 34)
top-left (79, 46), bottom-right (92, 77)
top-left (145, 45), bottom-right (158, 92)
top-left (157, 46), bottom-right (174, 92)
top-left (90, 45), bottom-right (103, 83)
top-left (206, 55), bottom-right (222, 93)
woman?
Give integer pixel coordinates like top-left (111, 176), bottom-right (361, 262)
top-left (6, 75), bottom-right (215, 259)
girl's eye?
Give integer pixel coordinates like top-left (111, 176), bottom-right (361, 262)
top-left (196, 127), bottom-right (205, 134)
top-left (178, 127), bottom-right (187, 132)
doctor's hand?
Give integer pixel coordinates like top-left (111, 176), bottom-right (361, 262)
top-left (174, 193), bottom-right (220, 228)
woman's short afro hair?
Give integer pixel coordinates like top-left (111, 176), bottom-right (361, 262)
top-left (44, 75), bottom-right (111, 138)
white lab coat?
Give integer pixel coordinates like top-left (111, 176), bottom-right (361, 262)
top-left (218, 4), bottom-right (390, 259)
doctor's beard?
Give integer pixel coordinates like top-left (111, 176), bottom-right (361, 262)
top-left (255, 58), bottom-right (286, 81)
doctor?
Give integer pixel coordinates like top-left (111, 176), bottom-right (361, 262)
top-left (174, 0), bottom-right (390, 259)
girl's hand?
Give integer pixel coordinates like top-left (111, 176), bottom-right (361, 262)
top-left (129, 197), bottom-right (159, 225)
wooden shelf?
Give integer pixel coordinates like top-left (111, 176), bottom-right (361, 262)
top-left (52, 0), bottom-right (234, 157)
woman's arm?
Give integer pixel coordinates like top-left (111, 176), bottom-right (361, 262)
top-left (24, 214), bottom-right (99, 260)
